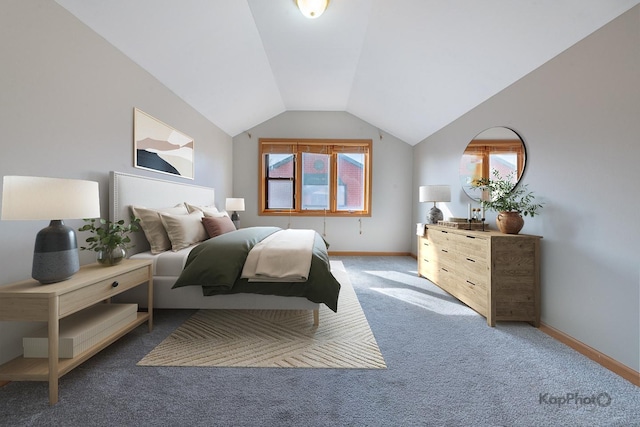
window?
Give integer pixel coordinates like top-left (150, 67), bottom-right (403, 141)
top-left (460, 139), bottom-right (525, 191)
top-left (260, 139), bottom-right (372, 216)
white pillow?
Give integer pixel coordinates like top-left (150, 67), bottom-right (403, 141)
top-left (203, 210), bottom-right (229, 218)
top-left (131, 204), bottom-right (188, 254)
top-left (185, 202), bottom-right (220, 216)
top-left (159, 210), bottom-right (208, 251)
top-left (185, 202), bottom-right (230, 218)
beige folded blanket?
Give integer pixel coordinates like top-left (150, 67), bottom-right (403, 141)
top-left (241, 229), bottom-right (315, 282)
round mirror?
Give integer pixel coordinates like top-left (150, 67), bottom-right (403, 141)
top-left (459, 127), bottom-right (527, 201)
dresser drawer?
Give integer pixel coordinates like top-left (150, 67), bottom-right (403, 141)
top-left (434, 265), bottom-right (456, 293)
top-left (418, 237), bottom-right (436, 279)
top-left (428, 229), bottom-right (454, 246)
top-left (419, 237), bottom-right (437, 259)
top-left (455, 234), bottom-right (489, 262)
top-left (457, 255), bottom-right (489, 289)
top-left (436, 246), bottom-right (457, 271)
top-left (59, 266), bottom-right (150, 317)
top-left (456, 279), bottom-right (488, 316)
top-left (418, 257), bottom-right (436, 279)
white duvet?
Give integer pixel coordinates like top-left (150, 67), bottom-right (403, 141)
top-left (241, 229), bottom-right (315, 282)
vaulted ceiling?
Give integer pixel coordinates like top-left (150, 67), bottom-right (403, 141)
top-left (55, 0), bottom-right (639, 145)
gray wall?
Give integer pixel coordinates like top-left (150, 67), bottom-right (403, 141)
top-left (413, 6), bottom-right (640, 371)
top-left (232, 111), bottom-right (414, 253)
top-left (0, 0), bottom-right (233, 364)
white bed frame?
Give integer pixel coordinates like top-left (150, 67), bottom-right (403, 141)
top-left (109, 171), bottom-right (320, 325)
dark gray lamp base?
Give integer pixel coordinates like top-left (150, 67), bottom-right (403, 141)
top-left (32, 220), bottom-right (80, 284)
top-left (231, 211), bottom-right (240, 229)
top-left (427, 205), bottom-right (443, 224)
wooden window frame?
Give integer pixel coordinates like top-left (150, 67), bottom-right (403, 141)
top-left (259, 138), bottom-right (372, 217)
top-left (466, 139), bottom-right (526, 181)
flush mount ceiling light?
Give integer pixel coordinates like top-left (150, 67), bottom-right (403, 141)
top-left (296, 0), bottom-right (330, 19)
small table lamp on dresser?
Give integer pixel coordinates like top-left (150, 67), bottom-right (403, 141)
top-left (419, 185), bottom-right (451, 224)
top-left (1, 176), bottom-right (101, 284)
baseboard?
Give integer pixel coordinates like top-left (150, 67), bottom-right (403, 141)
top-left (328, 251), bottom-right (412, 257)
top-left (539, 322), bottom-right (639, 387)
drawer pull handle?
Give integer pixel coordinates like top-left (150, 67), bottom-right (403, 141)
top-left (466, 235), bottom-right (476, 239)
top-left (112, 281), bottom-right (119, 288)
top-left (442, 268), bottom-right (449, 272)
top-left (466, 258), bottom-right (475, 263)
top-left (441, 249), bottom-right (448, 253)
top-left (441, 230), bottom-right (448, 234)
top-left (466, 280), bottom-right (476, 286)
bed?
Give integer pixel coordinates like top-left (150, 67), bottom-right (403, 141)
top-left (109, 171), bottom-right (341, 325)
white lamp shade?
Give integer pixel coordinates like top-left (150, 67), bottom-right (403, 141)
top-left (419, 185), bottom-right (451, 203)
top-left (225, 198), bottom-right (245, 212)
top-left (1, 176), bottom-right (101, 220)
top-left (296, 0), bottom-right (329, 19)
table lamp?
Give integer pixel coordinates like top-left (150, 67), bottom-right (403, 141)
top-left (1, 176), bottom-right (101, 284)
top-left (225, 198), bottom-right (245, 229)
top-left (419, 185), bottom-right (451, 224)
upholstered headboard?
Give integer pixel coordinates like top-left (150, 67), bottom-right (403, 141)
top-left (109, 171), bottom-right (215, 254)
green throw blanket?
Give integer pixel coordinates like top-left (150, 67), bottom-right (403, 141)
top-left (172, 227), bottom-right (341, 312)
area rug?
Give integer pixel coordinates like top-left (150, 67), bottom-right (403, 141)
top-left (137, 262), bottom-right (386, 369)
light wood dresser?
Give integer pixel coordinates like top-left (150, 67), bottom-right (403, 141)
top-left (0, 259), bottom-right (153, 404)
top-left (417, 224), bottom-right (541, 327)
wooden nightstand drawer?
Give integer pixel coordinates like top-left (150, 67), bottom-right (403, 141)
top-left (58, 266), bottom-right (150, 317)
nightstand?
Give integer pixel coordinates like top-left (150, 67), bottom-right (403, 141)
top-left (0, 259), bottom-right (153, 404)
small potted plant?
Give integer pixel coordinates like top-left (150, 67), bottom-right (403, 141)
top-left (79, 217), bottom-right (140, 265)
top-left (473, 170), bottom-right (543, 234)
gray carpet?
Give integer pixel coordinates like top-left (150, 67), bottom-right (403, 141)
top-left (0, 256), bottom-right (638, 426)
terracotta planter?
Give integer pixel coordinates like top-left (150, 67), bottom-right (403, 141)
top-left (496, 211), bottom-right (524, 234)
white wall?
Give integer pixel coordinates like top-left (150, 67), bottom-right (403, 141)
top-left (232, 111), bottom-right (414, 253)
top-left (413, 6), bottom-right (640, 371)
top-left (0, 0), bottom-right (233, 364)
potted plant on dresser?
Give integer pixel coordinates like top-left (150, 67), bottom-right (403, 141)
top-left (78, 217), bottom-right (140, 265)
top-left (474, 170), bottom-right (543, 234)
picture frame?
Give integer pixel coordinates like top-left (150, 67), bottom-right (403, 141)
top-left (133, 108), bottom-right (194, 179)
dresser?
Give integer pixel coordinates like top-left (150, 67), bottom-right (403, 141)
top-left (417, 224), bottom-right (541, 327)
top-left (0, 259), bottom-right (153, 404)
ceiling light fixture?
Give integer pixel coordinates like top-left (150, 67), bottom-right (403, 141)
top-left (296, 0), bottom-right (329, 19)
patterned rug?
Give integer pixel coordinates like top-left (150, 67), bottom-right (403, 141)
top-left (137, 262), bottom-right (386, 369)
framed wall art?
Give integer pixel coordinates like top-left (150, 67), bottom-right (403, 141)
top-left (133, 108), bottom-right (194, 179)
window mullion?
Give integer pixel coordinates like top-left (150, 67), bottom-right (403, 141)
top-left (294, 151), bottom-right (301, 212)
top-left (330, 150), bottom-right (337, 213)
